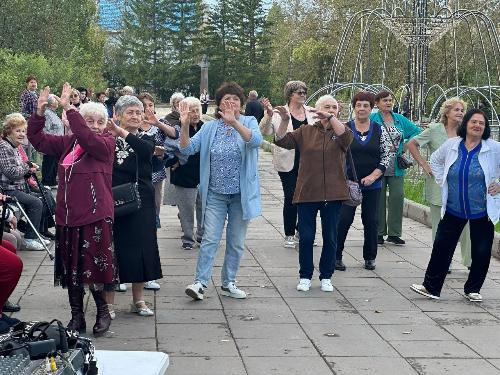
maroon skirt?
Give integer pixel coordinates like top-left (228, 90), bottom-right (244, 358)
top-left (54, 218), bottom-right (118, 289)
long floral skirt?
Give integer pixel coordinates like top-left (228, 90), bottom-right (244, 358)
top-left (54, 218), bottom-right (118, 290)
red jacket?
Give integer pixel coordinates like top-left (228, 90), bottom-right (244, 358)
top-left (28, 110), bottom-right (116, 227)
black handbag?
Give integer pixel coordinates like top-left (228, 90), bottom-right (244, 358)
top-left (344, 147), bottom-right (363, 207)
top-left (382, 122), bottom-right (413, 170)
top-left (112, 154), bottom-right (141, 217)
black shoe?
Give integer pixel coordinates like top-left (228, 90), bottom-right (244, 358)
top-left (335, 259), bottom-right (346, 271)
top-left (0, 313), bottom-right (20, 327)
top-left (364, 260), bottom-right (376, 270)
top-left (386, 236), bottom-right (405, 245)
top-left (377, 236), bottom-right (385, 245)
top-left (3, 300), bottom-right (20, 312)
top-left (182, 243), bottom-right (193, 250)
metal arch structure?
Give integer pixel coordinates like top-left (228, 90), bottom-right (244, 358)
top-left (310, 0), bottom-right (500, 127)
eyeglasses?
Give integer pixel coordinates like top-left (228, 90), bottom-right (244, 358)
top-left (71, 94), bottom-right (79, 98)
top-left (294, 90), bottom-right (307, 96)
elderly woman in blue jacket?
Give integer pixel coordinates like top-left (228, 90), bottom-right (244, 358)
top-left (181, 82), bottom-right (263, 301)
top-left (370, 91), bottom-right (421, 245)
top-left (411, 109), bottom-right (500, 302)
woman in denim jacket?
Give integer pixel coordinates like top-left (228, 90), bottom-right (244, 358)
top-left (182, 82), bottom-right (263, 301)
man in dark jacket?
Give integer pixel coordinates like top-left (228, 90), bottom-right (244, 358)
top-left (244, 90), bottom-right (264, 123)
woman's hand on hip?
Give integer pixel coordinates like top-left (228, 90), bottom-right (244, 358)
top-left (488, 181), bottom-right (500, 196)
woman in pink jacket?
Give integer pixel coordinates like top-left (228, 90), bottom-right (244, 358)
top-left (28, 83), bottom-right (117, 337)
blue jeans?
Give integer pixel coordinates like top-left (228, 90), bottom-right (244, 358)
top-left (195, 190), bottom-right (249, 287)
top-left (297, 201), bottom-right (342, 280)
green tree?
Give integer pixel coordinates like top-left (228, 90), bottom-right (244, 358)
top-left (117, 0), bottom-right (171, 95)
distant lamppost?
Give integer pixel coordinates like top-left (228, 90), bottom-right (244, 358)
top-left (198, 54), bottom-right (209, 95)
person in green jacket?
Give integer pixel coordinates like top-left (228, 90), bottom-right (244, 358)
top-left (370, 91), bottom-right (421, 245)
top-left (405, 97), bottom-right (471, 268)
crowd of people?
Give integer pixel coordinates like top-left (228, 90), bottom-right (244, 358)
top-left (0, 74), bottom-right (499, 337)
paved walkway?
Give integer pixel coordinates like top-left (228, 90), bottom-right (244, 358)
top-left (9, 149), bottom-right (500, 375)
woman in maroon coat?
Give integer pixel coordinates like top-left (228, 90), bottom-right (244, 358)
top-left (28, 83), bottom-right (117, 337)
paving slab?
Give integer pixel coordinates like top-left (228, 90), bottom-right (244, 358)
top-left (8, 148), bottom-right (500, 374)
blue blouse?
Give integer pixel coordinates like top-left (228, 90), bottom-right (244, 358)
top-left (209, 121), bottom-right (242, 194)
top-left (446, 141), bottom-right (487, 219)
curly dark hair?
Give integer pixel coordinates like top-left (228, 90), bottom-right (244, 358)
top-left (457, 109), bottom-right (490, 140)
top-left (214, 82), bottom-right (246, 118)
top-left (351, 91), bottom-right (375, 108)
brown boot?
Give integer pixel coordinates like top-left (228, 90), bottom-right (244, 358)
top-left (90, 289), bottom-right (111, 337)
top-left (67, 287), bottom-right (86, 333)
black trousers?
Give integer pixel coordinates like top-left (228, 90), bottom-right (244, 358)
top-left (423, 212), bottom-right (494, 296)
top-left (336, 188), bottom-right (380, 261)
top-left (201, 103), bottom-right (208, 114)
top-left (278, 169), bottom-right (298, 236)
top-left (41, 154), bottom-right (58, 186)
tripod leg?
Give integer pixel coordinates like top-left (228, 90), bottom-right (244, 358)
top-left (13, 201), bottom-right (54, 260)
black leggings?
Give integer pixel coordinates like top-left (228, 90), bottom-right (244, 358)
top-left (278, 169), bottom-right (298, 236)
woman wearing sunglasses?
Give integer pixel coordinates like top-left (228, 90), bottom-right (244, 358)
top-left (260, 81), bottom-right (316, 248)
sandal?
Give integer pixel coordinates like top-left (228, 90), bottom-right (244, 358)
top-left (130, 301), bottom-right (154, 317)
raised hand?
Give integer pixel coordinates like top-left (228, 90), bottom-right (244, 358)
top-left (218, 102), bottom-right (238, 126)
top-left (144, 107), bottom-right (159, 126)
top-left (36, 86), bottom-right (50, 116)
top-left (106, 119), bottom-right (122, 137)
top-left (54, 82), bottom-right (73, 111)
top-left (178, 101), bottom-right (191, 127)
top-left (274, 106), bottom-right (290, 122)
top-left (261, 97), bottom-right (273, 118)
top-left (310, 108), bottom-right (332, 120)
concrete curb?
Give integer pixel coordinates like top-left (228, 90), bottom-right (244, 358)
top-left (261, 140), bottom-right (500, 260)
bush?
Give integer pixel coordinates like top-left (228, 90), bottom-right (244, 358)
top-left (0, 48), bottom-right (106, 119)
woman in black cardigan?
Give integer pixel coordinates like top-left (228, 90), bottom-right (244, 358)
top-left (106, 95), bottom-right (163, 317)
top-left (336, 92), bottom-right (390, 271)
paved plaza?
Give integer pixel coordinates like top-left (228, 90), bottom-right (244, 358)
top-left (7, 149), bottom-right (500, 375)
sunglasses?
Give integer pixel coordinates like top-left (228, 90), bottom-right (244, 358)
top-left (294, 90), bottom-right (307, 96)
top-left (71, 94), bottom-right (79, 98)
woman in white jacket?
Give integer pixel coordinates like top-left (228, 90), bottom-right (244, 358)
top-left (259, 81), bottom-right (316, 248)
top-left (411, 109), bottom-right (500, 302)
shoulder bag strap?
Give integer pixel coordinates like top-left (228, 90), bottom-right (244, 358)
top-left (347, 147), bottom-right (358, 182)
top-left (381, 122), bottom-right (398, 151)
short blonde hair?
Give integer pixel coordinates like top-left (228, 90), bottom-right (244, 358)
top-left (79, 102), bottom-right (108, 123)
top-left (180, 97), bottom-right (202, 118)
top-left (2, 113), bottom-right (27, 138)
top-left (439, 97), bottom-right (467, 125)
top-left (170, 92), bottom-right (185, 109)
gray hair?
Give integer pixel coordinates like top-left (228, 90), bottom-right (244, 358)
top-left (79, 102), bottom-right (108, 123)
top-left (47, 94), bottom-right (58, 107)
top-left (170, 92), bottom-right (185, 107)
top-left (122, 85), bottom-right (134, 95)
top-left (248, 90), bottom-right (258, 99)
top-left (315, 95), bottom-right (338, 109)
top-left (114, 95), bottom-right (144, 116)
top-left (180, 97), bottom-right (202, 118)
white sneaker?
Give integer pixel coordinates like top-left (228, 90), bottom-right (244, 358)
top-left (321, 279), bottom-right (334, 292)
top-left (465, 292), bottom-right (482, 302)
top-left (297, 278), bottom-right (311, 292)
top-left (144, 280), bottom-right (161, 290)
top-left (410, 284), bottom-right (440, 300)
top-left (24, 239), bottom-right (45, 251)
top-left (221, 282), bottom-right (247, 299)
top-left (40, 238), bottom-right (51, 245)
top-left (283, 236), bottom-right (295, 248)
top-left (185, 282), bottom-right (205, 300)
top-left (294, 233), bottom-right (318, 246)
top-left (131, 301), bottom-right (154, 316)
top-left (115, 283), bottom-right (127, 292)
